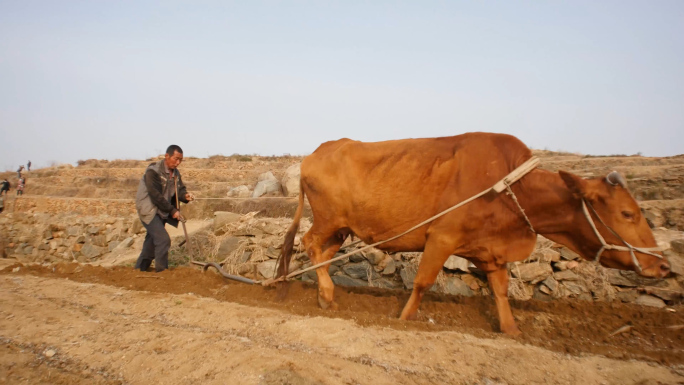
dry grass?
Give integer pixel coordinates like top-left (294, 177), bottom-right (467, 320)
top-left (508, 263), bottom-right (532, 300)
top-left (171, 212), bottom-right (294, 278)
top-left (508, 276), bottom-right (532, 300)
top-left (575, 263), bottom-right (616, 301)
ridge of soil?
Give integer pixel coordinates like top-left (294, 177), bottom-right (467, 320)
top-left (3, 263), bottom-right (683, 367)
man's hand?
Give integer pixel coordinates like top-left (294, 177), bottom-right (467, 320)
top-left (185, 193), bottom-right (195, 202)
top-left (172, 211), bottom-right (181, 220)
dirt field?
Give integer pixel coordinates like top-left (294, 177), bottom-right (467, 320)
top-left (1, 263), bottom-right (683, 385)
top-left (1, 151), bottom-right (683, 384)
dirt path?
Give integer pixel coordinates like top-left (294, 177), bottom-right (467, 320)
top-left (1, 266), bottom-right (683, 384)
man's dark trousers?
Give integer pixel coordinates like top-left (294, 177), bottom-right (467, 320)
top-left (135, 215), bottom-right (171, 272)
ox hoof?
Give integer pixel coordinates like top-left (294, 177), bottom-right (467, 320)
top-left (318, 294), bottom-right (338, 310)
top-left (501, 325), bottom-right (522, 336)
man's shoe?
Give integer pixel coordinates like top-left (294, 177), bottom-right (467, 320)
top-left (139, 259), bottom-right (152, 272)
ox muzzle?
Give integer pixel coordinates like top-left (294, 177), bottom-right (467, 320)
top-left (582, 199), bottom-right (670, 277)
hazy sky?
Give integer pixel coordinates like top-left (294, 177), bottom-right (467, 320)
top-left (1, 1), bottom-right (682, 170)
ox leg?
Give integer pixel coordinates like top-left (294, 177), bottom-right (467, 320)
top-left (303, 230), bottom-right (345, 310)
top-left (487, 268), bottom-right (521, 336)
top-left (399, 237), bottom-right (452, 321)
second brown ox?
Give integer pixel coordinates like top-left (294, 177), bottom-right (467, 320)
top-left (276, 132), bottom-right (670, 335)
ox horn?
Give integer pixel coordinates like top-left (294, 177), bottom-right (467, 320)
top-left (606, 171), bottom-right (627, 188)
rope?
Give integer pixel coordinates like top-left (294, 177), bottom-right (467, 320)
top-left (581, 199), bottom-right (662, 273)
top-left (504, 181), bottom-right (535, 234)
top-left (193, 197), bottom-right (298, 200)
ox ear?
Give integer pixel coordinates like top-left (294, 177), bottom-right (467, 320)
top-left (559, 170), bottom-right (601, 201)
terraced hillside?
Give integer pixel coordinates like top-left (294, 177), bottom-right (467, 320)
top-left (1, 155), bottom-right (306, 219)
top-left (1, 150), bottom-right (684, 384)
top-left (2, 151), bottom-right (683, 228)
top-left (3, 155), bottom-right (303, 199)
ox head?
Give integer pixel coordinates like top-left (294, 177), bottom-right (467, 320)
top-left (558, 170), bottom-right (670, 278)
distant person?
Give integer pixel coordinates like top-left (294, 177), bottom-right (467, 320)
top-left (0, 179), bottom-right (9, 196)
top-left (134, 144), bottom-right (195, 272)
top-left (16, 165), bottom-right (24, 178)
top-left (27, 160), bottom-right (31, 171)
top-left (16, 177), bottom-right (25, 196)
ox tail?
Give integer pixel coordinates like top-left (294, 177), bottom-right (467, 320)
top-left (275, 180), bottom-right (305, 296)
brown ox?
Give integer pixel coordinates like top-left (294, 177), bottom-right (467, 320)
top-left (276, 132), bottom-right (670, 335)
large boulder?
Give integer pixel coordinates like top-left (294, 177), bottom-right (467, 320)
top-left (532, 249), bottom-right (561, 262)
top-left (443, 277), bottom-right (474, 297)
top-left (218, 236), bottom-right (242, 256)
top-left (252, 172), bottom-right (282, 198)
top-left (666, 253), bottom-right (684, 276)
top-left (616, 289), bottom-right (639, 303)
top-left (400, 266), bottom-right (417, 289)
top-left (553, 270), bottom-right (579, 281)
top-left (227, 185), bottom-right (250, 198)
top-left (281, 164), bottom-right (301, 197)
top-left (257, 260), bottom-right (277, 279)
top-left (365, 250), bottom-right (386, 265)
top-left (130, 220), bottom-right (144, 235)
top-left (114, 237), bottom-right (134, 250)
top-left (382, 259), bottom-right (397, 275)
top-left (671, 239), bottom-right (684, 254)
top-left (561, 281), bottom-right (588, 296)
top-left (90, 235), bottom-right (106, 247)
top-left (444, 255), bottom-right (470, 272)
top-left (372, 278), bottom-right (401, 289)
top-left (66, 226), bottom-right (82, 237)
top-left (213, 211), bottom-right (241, 234)
top-left (332, 275), bottom-right (367, 287)
top-left (643, 209), bottom-right (664, 228)
top-left (108, 241), bottom-right (120, 252)
top-left (559, 248), bottom-right (580, 260)
top-left (81, 243), bottom-right (104, 259)
top-left (634, 295), bottom-right (666, 308)
top-left (86, 225), bottom-right (101, 235)
top-left (511, 263), bottom-right (553, 284)
top-left (605, 269), bottom-right (667, 288)
top-left (641, 285), bottom-right (684, 301)
top-left (342, 261), bottom-right (379, 280)
top-left (541, 276), bottom-right (559, 293)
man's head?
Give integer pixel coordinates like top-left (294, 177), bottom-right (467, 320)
top-left (164, 145), bottom-right (184, 170)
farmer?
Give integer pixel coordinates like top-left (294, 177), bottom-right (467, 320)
top-left (16, 177), bottom-right (25, 196)
top-left (0, 179), bottom-right (9, 196)
top-left (134, 144), bottom-right (195, 272)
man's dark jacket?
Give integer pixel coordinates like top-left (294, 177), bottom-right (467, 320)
top-left (135, 160), bottom-right (188, 226)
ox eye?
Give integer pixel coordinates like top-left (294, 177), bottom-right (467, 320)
top-left (621, 211), bottom-right (635, 220)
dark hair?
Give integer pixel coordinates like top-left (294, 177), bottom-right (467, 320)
top-left (166, 145), bottom-right (183, 156)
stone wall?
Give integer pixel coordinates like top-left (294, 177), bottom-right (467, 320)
top-left (0, 212), bottom-right (141, 264)
top-left (200, 211), bottom-right (684, 308)
top-left (2, 210), bottom-right (683, 308)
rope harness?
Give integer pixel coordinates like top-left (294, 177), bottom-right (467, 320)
top-left (501, 170), bottom-right (664, 273)
top-left (190, 156), bottom-right (662, 284)
top-left (581, 199), bottom-right (663, 273)
top-left (504, 180), bottom-right (535, 234)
